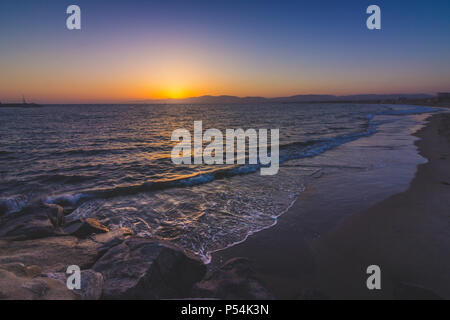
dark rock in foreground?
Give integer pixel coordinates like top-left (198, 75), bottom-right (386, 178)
top-left (64, 218), bottom-right (109, 238)
top-left (0, 263), bottom-right (77, 300)
top-left (92, 238), bottom-right (206, 299)
top-left (0, 203), bottom-right (65, 240)
top-left (0, 204), bottom-right (274, 300)
top-left (191, 258), bottom-right (274, 300)
top-left (0, 229), bottom-right (133, 273)
top-left (41, 270), bottom-right (104, 300)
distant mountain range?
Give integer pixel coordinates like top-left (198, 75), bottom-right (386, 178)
top-left (130, 93), bottom-right (434, 104)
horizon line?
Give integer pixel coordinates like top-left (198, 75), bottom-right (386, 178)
top-left (1, 92), bottom-right (443, 105)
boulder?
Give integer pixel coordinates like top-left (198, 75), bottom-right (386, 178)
top-left (0, 203), bottom-right (64, 240)
top-left (95, 227), bottom-right (135, 256)
top-left (191, 258), bottom-right (274, 300)
top-left (64, 218), bottom-right (109, 238)
top-left (0, 262), bottom-right (42, 278)
top-left (0, 236), bottom-right (99, 273)
top-left (0, 263), bottom-right (77, 300)
top-left (41, 269), bottom-right (104, 300)
top-left (64, 201), bottom-right (104, 224)
top-left (45, 204), bottom-right (65, 228)
top-left (0, 228), bottom-right (133, 273)
top-left (92, 238), bottom-right (206, 299)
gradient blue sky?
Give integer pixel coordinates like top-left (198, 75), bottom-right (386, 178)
top-left (0, 0), bottom-right (449, 103)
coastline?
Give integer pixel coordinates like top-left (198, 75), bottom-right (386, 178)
top-left (212, 110), bottom-right (450, 299)
top-left (0, 106), bottom-right (449, 299)
top-left (311, 111), bottom-right (450, 299)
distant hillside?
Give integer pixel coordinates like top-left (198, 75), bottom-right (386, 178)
top-left (130, 95), bottom-right (267, 104)
top-left (131, 93), bottom-right (434, 104)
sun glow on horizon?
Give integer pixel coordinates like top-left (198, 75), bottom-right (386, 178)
top-left (154, 87), bottom-right (196, 99)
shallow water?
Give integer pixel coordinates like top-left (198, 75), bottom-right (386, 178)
top-left (0, 103), bottom-right (435, 262)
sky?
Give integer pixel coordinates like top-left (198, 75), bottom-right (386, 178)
top-left (0, 0), bottom-right (449, 103)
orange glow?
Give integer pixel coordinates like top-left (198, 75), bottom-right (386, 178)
top-left (152, 87), bottom-right (198, 100)
top-left (1, 38), bottom-right (448, 104)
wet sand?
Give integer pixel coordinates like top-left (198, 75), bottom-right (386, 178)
top-left (213, 112), bottom-right (450, 299)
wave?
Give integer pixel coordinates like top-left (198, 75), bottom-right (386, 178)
top-left (41, 173), bottom-right (95, 184)
top-left (376, 105), bottom-right (436, 116)
top-left (0, 150), bottom-right (17, 160)
top-left (45, 126), bottom-right (376, 206)
top-left (0, 195), bottom-right (28, 215)
top-left (44, 106), bottom-right (437, 207)
top-left (45, 193), bottom-right (93, 206)
top-left (52, 146), bottom-right (141, 157)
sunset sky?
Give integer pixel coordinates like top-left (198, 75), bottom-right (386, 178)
top-left (0, 0), bottom-right (449, 103)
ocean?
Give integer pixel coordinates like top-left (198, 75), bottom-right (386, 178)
top-left (0, 103), bottom-right (436, 262)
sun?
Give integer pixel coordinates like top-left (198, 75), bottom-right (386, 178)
top-left (165, 87), bottom-right (186, 99)
top-left (152, 86), bottom-right (197, 99)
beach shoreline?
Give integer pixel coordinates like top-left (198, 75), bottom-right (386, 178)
top-left (212, 110), bottom-right (450, 299)
top-left (0, 106), bottom-right (448, 300)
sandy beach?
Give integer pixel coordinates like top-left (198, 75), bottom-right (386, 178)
top-left (213, 111), bottom-right (450, 299)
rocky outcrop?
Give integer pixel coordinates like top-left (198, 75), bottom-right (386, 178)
top-left (0, 224), bottom-right (276, 300)
top-left (0, 236), bottom-right (99, 273)
top-left (0, 228), bottom-right (133, 273)
top-left (191, 258), bottom-right (274, 300)
top-left (64, 201), bottom-right (104, 224)
top-left (0, 202), bottom-right (277, 301)
top-left (0, 227), bottom-right (134, 300)
top-left (64, 218), bottom-right (109, 238)
top-left (0, 263), bottom-right (77, 300)
top-left (92, 238), bottom-right (206, 299)
top-left (0, 202), bottom-right (276, 300)
top-left (45, 204), bottom-right (65, 228)
top-left (0, 203), bottom-right (65, 240)
top-left (41, 270), bottom-right (104, 300)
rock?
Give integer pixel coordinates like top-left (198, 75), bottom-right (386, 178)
top-left (64, 218), bottom-right (109, 238)
top-left (63, 207), bottom-right (76, 215)
top-left (71, 269), bottom-right (104, 300)
top-left (0, 262), bottom-right (41, 278)
top-left (45, 204), bottom-right (65, 228)
top-left (41, 270), bottom-right (104, 300)
top-left (92, 238), bottom-right (206, 299)
top-left (0, 263), bottom-right (78, 300)
top-left (0, 203), bottom-right (64, 240)
top-left (94, 227), bottom-right (135, 256)
top-left (0, 228), bottom-right (133, 273)
top-left (21, 279), bottom-right (48, 296)
top-left (0, 236), bottom-right (99, 273)
top-left (191, 258), bottom-right (274, 300)
top-left (64, 201), bottom-right (104, 224)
